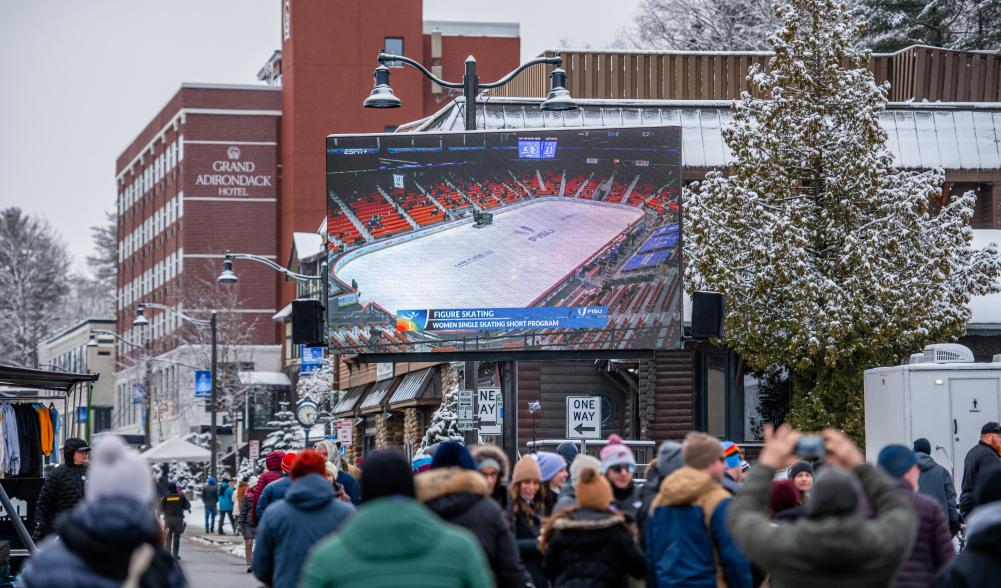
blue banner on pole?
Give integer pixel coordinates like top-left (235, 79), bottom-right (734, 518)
top-left (300, 345), bottom-right (323, 374)
top-left (194, 370), bottom-right (212, 398)
top-left (75, 406), bottom-right (87, 423)
top-left (396, 306), bottom-right (609, 332)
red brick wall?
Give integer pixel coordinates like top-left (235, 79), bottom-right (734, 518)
top-left (422, 34), bottom-right (522, 115)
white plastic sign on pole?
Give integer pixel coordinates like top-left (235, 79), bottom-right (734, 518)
top-left (566, 396), bottom-right (602, 440)
top-left (478, 388), bottom-right (502, 435)
top-left (457, 389), bottom-right (476, 431)
top-left (336, 419), bottom-right (353, 446)
top-left (249, 440), bottom-right (260, 461)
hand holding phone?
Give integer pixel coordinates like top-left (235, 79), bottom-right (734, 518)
top-left (794, 436), bottom-right (825, 458)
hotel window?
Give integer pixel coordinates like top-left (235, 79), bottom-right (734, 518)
top-left (384, 37), bottom-right (404, 67)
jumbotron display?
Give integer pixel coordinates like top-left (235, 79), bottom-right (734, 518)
top-left (325, 126), bottom-right (682, 355)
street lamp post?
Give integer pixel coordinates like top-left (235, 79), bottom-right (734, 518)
top-left (363, 52), bottom-right (577, 130)
top-left (134, 303), bottom-right (219, 478)
top-left (362, 51), bottom-right (574, 466)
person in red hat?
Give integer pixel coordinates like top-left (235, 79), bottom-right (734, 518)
top-left (254, 450), bottom-right (353, 588)
top-left (256, 452), bottom-right (297, 521)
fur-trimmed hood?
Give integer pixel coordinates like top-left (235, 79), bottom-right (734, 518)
top-left (470, 444), bottom-right (510, 481)
top-left (540, 507), bottom-right (636, 553)
top-left (415, 467), bottom-right (488, 502)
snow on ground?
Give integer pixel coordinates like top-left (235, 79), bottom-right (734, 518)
top-left (337, 199), bottom-right (642, 312)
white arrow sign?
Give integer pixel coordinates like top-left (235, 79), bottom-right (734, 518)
top-left (566, 396), bottom-right (601, 440)
top-left (477, 388), bottom-right (502, 435)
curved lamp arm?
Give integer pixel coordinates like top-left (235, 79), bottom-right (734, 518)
top-left (378, 53), bottom-right (464, 88)
top-left (139, 302), bottom-right (212, 326)
top-left (226, 252), bottom-right (322, 282)
top-left (91, 328), bottom-right (144, 349)
top-left (480, 55), bottom-right (564, 89)
top-left (378, 52), bottom-right (564, 91)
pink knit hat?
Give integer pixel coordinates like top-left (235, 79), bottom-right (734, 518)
top-left (599, 434), bottom-right (636, 473)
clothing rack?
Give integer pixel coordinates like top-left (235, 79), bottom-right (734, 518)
top-left (0, 365), bottom-right (98, 557)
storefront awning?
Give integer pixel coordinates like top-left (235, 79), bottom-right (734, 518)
top-left (333, 383), bottom-right (369, 416)
top-left (389, 367), bottom-right (442, 409)
top-left (358, 378), bottom-right (396, 414)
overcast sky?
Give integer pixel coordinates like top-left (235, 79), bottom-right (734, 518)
top-left (0, 0), bottom-right (642, 270)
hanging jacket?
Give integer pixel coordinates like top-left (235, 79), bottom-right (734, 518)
top-left (20, 496), bottom-right (189, 588)
top-left (35, 405), bottom-right (53, 458)
top-left (1, 404), bottom-right (20, 474)
top-left (48, 407), bottom-right (60, 464)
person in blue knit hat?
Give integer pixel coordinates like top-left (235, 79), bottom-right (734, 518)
top-left (556, 442), bottom-right (578, 468)
top-left (536, 452), bottom-right (568, 515)
top-left (877, 444), bottom-right (954, 586)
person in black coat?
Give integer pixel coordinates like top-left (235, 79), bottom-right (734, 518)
top-left (32, 437), bottom-right (89, 541)
top-left (959, 422), bottom-right (1001, 518)
top-left (540, 466), bottom-right (646, 587)
top-left (933, 468), bottom-right (1001, 587)
top-left (913, 438), bottom-right (961, 535)
top-left (417, 441), bottom-right (527, 588)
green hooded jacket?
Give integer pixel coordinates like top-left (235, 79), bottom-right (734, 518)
top-left (299, 496), bottom-right (494, 588)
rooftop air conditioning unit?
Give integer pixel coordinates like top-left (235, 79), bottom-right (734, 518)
top-left (922, 343), bottom-right (975, 364)
top-left (907, 353), bottom-right (925, 365)
top-left (994, 354), bottom-right (1001, 364)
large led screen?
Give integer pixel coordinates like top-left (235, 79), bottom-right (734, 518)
top-left (325, 126), bottom-right (682, 355)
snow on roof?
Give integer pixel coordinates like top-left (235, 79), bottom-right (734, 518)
top-left (292, 232), bottom-right (325, 263)
top-left (411, 97), bottom-right (1001, 171)
top-left (238, 371), bottom-right (291, 387)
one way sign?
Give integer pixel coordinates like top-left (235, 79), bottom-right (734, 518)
top-left (566, 396), bottom-right (601, 440)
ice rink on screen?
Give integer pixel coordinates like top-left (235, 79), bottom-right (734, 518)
top-left (336, 198), bottom-right (643, 312)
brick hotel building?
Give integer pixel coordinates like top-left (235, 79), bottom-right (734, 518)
top-left (112, 0), bottom-right (521, 446)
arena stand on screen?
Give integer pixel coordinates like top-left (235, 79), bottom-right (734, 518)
top-left (325, 126), bottom-right (683, 354)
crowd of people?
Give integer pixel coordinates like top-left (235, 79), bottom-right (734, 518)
top-left (13, 420), bottom-right (1001, 587)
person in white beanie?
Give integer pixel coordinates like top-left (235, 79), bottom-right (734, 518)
top-left (20, 434), bottom-right (188, 587)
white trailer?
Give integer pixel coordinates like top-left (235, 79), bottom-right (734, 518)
top-left (864, 344), bottom-right (1001, 485)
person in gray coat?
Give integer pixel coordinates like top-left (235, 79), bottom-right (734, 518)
top-left (913, 438), bottom-right (961, 535)
top-left (727, 425), bottom-right (918, 588)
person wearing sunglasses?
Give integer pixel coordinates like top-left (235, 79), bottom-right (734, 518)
top-left (600, 434), bottom-right (643, 522)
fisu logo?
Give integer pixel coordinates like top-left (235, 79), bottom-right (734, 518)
top-left (227, 146), bottom-right (241, 160)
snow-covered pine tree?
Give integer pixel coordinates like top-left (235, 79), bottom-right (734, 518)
top-left (684, 0), bottom-right (1001, 438)
top-left (418, 366), bottom-right (464, 452)
top-left (261, 402), bottom-right (304, 455)
top-left (859, 0), bottom-right (1001, 51)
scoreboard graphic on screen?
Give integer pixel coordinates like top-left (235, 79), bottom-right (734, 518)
top-left (324, 126), bottom-right (682, 355)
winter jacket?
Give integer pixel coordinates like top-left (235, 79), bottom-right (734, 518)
top-left (237, 491), bottom-right (254, 533)
top-left (161, 491), bottom-right (191, 517)
top-left (721, 473), bottom-right (741, 495)
top-left (417, 467), bottom-right (526, 588)
top-left (511, 499), bottom-right (548, 588)
top-left (552, 479), bottom-right (577, 514)
top-left (472, 444), bottom-right (511, 511)
top-left (201, 482), bottom-right (218, 506)
top-left (726, 463), bottom-right (917, 588)
top-left (299, 496), bottom-right (494, 588)
top-left (256, 474), bottom-right (291, 520)
top-left (251, 451), bottom-right (285, 524)
top-left (915, 452), bottom-right (959, 529)
top-left (541, 508), bottom-right (646, 588)
top-left (20, 497), bottom-right (188, 588)
top-left (932, 501), bottom-right (1001, 587)
top-left (253, 473), bottom-right (354, 588)
top-left (32, 460), bottom-right (87, 540)
top-left (892, 479), bottom-right (954, 588)
top-left (645, 466), bottom-right (751, 588)
top-left (959, 441), bottom-right (1000, 517)
top-left (218, 482), bottom-right (235, 511)
top-left (611, 480), bottom-right (643, 523)
top-left (338, 469), bottom-right (361, 505)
